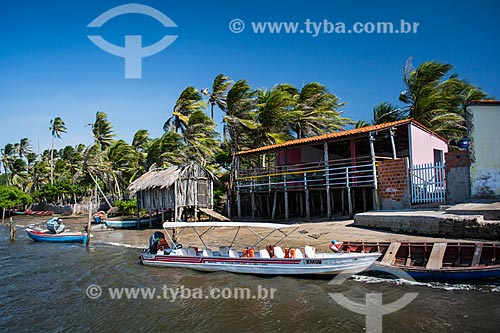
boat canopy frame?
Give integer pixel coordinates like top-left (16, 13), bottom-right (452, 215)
top-left (162, 222), bottom-right (301, 250)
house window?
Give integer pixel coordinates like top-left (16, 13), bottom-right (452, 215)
top-left (433, 149), bottom-right (443, 165)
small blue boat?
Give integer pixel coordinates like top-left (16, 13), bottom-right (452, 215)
top-left (25, 228), bottom-right (88, 243)
top-left (105, 216), bottom-right (158, 229)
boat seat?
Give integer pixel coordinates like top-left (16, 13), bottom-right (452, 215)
top-left (273, 246), bottom-right (285, 258)
top-left (202, 249), bottom-right (214, 257)
top-left (173, 248), bottom-right (188, 256)
top-left (259, 249), bottom-right (270, 258)
top-left (304, 246), bottom-right (316, 258)
top-left (219, 246), bottom-right (230, 257)
top-left (228, 249), bottom-right (240, 258)
top-left (186, 247), bottom-right (197, 257)
top-left (293, 248), bottom-right (304, 258)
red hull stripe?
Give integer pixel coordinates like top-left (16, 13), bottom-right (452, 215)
top-left (144, 255), bottom-right (301, 265)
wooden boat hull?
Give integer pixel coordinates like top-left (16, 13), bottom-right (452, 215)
top-left (105, 219), bottom-right (151, 229)
top-left (25, 228), bottom-right (87, 243)
top-left (141, 252), bottom-right (381, 276)
top-left (25, 210), bottom-right (53, 216)
top-left (340, 241), bottom-right (500, 282)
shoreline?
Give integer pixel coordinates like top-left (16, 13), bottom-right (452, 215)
top-left (8, 214), bottom-right (480, 251)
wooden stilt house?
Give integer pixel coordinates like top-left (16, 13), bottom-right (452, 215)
top-left (128, 163), bottom-right (214, 222)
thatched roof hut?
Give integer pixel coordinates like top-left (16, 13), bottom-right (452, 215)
top-left (128, 163), bottom-right (214, 221)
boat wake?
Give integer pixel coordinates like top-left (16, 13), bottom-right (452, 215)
top-left (93, 241), bottom-right (145, 249)
top-left (351, 274), bottom-right (500, 292)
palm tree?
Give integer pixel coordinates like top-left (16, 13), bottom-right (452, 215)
top-left (288, 82), bottom-right (348, 138)
top-left (201, 74), bottom-right (233, 119)
top-left (399, 58), bottom-right (488, 141)
top-left (1, 144), bottom-right (15, 185)
top-left (373, 102), bottom-right (405, 124)
top-left (224, 79), bottom-right (258, 151)
top-left (253, 85), bottom-right (295, 147)
top-left (182, 110), bottom-right (221, 167)
top-left (18, 138), bottom-right (32, 158)
top-left (164, 87), bottom-right (207, 133)
top-left (90, 111), bottom-right (115, 150)
top-left (49, 117), bottom-right (67, 184)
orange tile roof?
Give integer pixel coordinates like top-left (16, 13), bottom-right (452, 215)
top-left (236, 119), bottom-right (445, 156)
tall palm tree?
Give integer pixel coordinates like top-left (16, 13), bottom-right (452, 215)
top-left (224, 79), bottom-right (258, 152)
top-left (90, 111), bottom-right (115, 150)
top-left (182, 110), bottom-right (221, 167)
top-left (288, 82), bottom-right (348, 138)
top-left (164, 87), bottom-right (207, 133)
top-left (399, 58), bottom-right (488, 141)
top-left (49, 117), bottom-right (67, 184)
top-left (1, 144), bottom-right (15, 185)
top-left (253, 85), bottom-right (295, 147)
top-left (201, 74), bottom-right (233, 119)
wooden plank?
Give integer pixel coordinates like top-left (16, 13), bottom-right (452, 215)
top-left (381, 242), bottom-right (401, 265)
top-left (471, 243), bottom-right (483, 266)
top-left (199, 208), bottom-right (230, 222)
top-left (426, 243), bottom-right (447, 270)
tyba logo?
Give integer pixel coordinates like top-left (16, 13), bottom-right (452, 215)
top-left (87, 3), bottom-right (177, 79)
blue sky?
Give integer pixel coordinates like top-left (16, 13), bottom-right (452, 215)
top-left (1, 0), bottom-right (499, 154)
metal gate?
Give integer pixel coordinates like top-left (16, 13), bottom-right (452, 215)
top-left (410, 162), bottom-right (446, 204)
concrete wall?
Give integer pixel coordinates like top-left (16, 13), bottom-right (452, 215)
top-left (467, 104), bottom-right (500, 198)
top-left (445, 151), bottom-right (471, 203)
top-left (377, 158), bottom-right (410, 209)
top-left (410, 123), bottom-right (448, 166)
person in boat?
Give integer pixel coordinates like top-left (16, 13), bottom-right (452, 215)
top-left (329, 240), bottom-right (344, 253)
top-left (92, 211), bottom-right (107, 224)
top-left (148, 231), bottom-right (169, 254)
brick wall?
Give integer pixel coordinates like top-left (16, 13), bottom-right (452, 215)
top-left (377, 158), bottom-right (410, 209)
top-left (445, 150), bottom-right (470, 170)
top-left (445, 150), bottom-right (471, 203)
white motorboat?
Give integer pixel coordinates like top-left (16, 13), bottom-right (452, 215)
top-left (140, 222), bottom-right (381, 276)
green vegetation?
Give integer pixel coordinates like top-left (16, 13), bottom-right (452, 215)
top-left (0, 61), bottom-right (490, 210)
top-left (0, 185), bottom-right (32, 221)
top-left (114, 199), bottom-right (137, 215)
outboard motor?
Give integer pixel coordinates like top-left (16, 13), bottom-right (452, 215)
top-left (149, 231), bottom-right (166, 254)
top-left (47, 217), bottom-right (65, 234)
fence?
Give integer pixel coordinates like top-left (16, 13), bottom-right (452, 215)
top-left (410, 162), bottom-right (446, 204)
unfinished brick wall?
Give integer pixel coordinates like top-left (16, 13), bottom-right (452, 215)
top-left (377, 158), bottom-right (410, 209)
top-left (445, 150), bottom-right (471, 203)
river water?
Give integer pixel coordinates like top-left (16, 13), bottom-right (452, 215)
top-left (1, 225), bottom-right (499, 332)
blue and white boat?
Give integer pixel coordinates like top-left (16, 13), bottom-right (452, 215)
top-left (25, 228), bottom-right (88, 243)
top-left (105, 216), bottom-right (158, 229)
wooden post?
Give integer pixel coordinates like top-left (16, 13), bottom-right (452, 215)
top-left (149, 209), bottom-right (152, 228)
top-left (283, 148), bottom-right (289, 221)
top-left (369, 132), bottom-right (380, 210)
top-left (174, 181), bottom-right (178, 222)
top-left (390, 127), bottom-right (397, 159)
top-left (341, 188), bottom-right (345, 215)
top-left (271, 191), bottom-right (277, 220)
top-left (2, 208), bottom-right (5, 224)
top-left (250, 177), bottom-right (256, 219)
top-left (304, 172), bottom-right (310, 220)
top-left (9, 218), bottom-right (16, 241)
top-left (362, 188), bottom-right (368, 211)
top-left (236, 156), bottom-right (242, 219)
top-left (323, 142), bottom-right (332, 219)
top-left (347, 168), bottom-right (353, 218)
top-left (86, 201), bottom-right (92, 248)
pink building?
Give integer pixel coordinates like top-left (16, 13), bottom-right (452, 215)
top-left (234, 119), bottom-right (448, 220)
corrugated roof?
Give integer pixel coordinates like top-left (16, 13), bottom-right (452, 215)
top-left (236, 119), bottom-right (445, 156)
